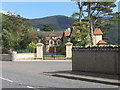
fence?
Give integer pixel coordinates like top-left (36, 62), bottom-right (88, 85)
top-left (72, 47), bottom-right (120, 74)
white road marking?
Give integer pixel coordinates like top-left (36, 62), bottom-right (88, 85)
top-left (26, 86), bottom-right (34, 88)
top-left (0, 77), bottom-right (35, 88)
top-left (0, 77), bottom-right (13, 82)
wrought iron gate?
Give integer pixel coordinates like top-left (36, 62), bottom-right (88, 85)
top-left (43, 45), bottom-right (65, 60)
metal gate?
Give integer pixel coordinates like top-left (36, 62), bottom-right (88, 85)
top-left (43, 45), bottom-right (66, 60)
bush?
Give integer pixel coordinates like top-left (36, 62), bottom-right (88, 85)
top-left (27, 42), bottom-right (36, 53)
top-left (2, 48), bottom-right (13, 54)
top-left (17, 49), bottom-right (30, 53)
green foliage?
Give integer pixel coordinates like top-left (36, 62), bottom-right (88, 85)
top-left (42, 24), bottom-right (54, 31)
top-left (2, 29), bottom-right (14, 48)
top-left (17, 49), bottom-right (30, 53)
top-left (73, 21), bottom-right (90, 26)
top-left (44, 55), bottom-right (65, 59)
top-left (27, 42), bottom-right (36, 53)
top-left (71, 1), bottom-right (119, 45)
top-left (1, 13), bottom-right (38, 50)
top-left (69, 13), bottom-right (79, 21)
top-left (71, 24), bottom-right (91, 46)
top-left (37, 33), bottom-right (45, 44)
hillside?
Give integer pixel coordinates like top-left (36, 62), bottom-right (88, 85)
top-left (107, 20), bottom-right (119, 45)
top-left (28, 15), bottom-right (75, 31)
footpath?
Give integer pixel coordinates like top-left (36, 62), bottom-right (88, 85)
top-left (44, 71), bottom-right (120, 86)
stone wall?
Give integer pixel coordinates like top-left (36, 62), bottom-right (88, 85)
top-left (1, 51), bottom-right (17, 61)
top-left (72, 47), bottom-right (120, 74)
top-left (16, 53), bottom-right (35, 60)
top-left (0, 54), bottom-right (13, 61)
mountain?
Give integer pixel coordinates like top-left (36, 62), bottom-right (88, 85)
top-left (28, 15), bottom-right (75, 31)
top-left (107, 20), bottom-right (120, 45)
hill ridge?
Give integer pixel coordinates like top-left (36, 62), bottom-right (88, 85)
top-left (28, 15), bottom-right (75, 31)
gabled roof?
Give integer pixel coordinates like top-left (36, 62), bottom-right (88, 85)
top-left (63, 31), bottom-right (71, 37)
top-left (93, 28), bottom-right (103, 35)
top-left (51, 34), bottom-right (57, 36)
top-left (97, 40), bottom-right (107, 45)
top-left (57, 36), bottom-right (62, 39)
top-left (46, 37), bottom-right (51, 41)
top-left (45, 36), bottom-right (62, 45)
top-left (45, 36), bottom-right (62, 41)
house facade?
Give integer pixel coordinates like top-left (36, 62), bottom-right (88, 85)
top-left (93, 28), bottom-right (107, 45)
top-left (45, 34), bottom-right (62, 53)
top-left (45, 26), bottom-right (107, 53)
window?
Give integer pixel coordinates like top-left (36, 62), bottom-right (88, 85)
top-left (49, 40), bottom-right (54, 46)
top-left (51, 41), bottom-right (53, 45)
top-left (57, 40), bottom-right (61, 45)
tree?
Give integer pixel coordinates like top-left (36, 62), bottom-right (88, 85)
top-left (71, 0), bottom-right (118, 45)
top-left (42, 24), bottom-right (54, 31)
top-left (71, 23), bottom-right (91, 46)
top-left (1, 13), bottom-right (36, 50)
top-left (2, 29), bottom-right (14, 48)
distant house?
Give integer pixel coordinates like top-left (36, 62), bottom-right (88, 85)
top-left (62, 25), bottom-right (107, 46)
top-left (93, 28), bottom-right (107, 45)
top-left (45, 34), bottom-right (62, 53)
top-left (62, 28), bottom-right (71, 43)
top-left (45, 25), bottom-right (107, 53)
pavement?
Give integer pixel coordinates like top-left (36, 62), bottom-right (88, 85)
top-left (0, 60), bottom-right (119, 89)
top-left (44, 72), bottom-right (119, 86)
top-left (14, 59), bottom-right (72, 61)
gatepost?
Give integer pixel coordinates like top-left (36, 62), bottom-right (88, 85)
top-left (36, 43), bottom-right (44, 60)
top-left (65, 42), bottom-right (73, 59)
top-left (12, 51), bottom-right (17, 61)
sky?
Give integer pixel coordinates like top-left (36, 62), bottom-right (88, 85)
top-left (1, 2), bottom-right (119, 19)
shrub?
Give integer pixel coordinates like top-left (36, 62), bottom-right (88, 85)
top-left (27, 42), bottom-right (36, 53)
top-left (2, 48), bottom-right (13, 54)
top-left (17, 49), bottom-right (30, 53)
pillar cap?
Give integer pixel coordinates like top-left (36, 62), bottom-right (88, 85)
top-left (65, 42), bottom-right (73, 45)
top-left (36, 43), bottom-right (44, 46)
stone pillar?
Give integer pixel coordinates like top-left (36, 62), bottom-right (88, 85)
top-left (36, 43), bottom-right (44, 60)
top-left (65, 42), bottom-right (73, 59)
top-left (12, 51), bottom-right (17, 61)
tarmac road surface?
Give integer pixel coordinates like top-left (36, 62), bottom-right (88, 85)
top-left (0, 60), bottom-right (119, 89)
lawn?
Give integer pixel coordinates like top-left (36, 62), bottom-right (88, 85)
top-left (44, 55), bottom-right (65, 59)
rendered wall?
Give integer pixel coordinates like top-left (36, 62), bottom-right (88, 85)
top-left (0, 54), bottom-right (13, 61)
top-left (93, 35), bottom-right (102, 45)
top-left (72, 47), bottom-right (120, 74)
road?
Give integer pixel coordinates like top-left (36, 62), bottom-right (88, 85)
top-left (0, 60), bottom-right (119, 89)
